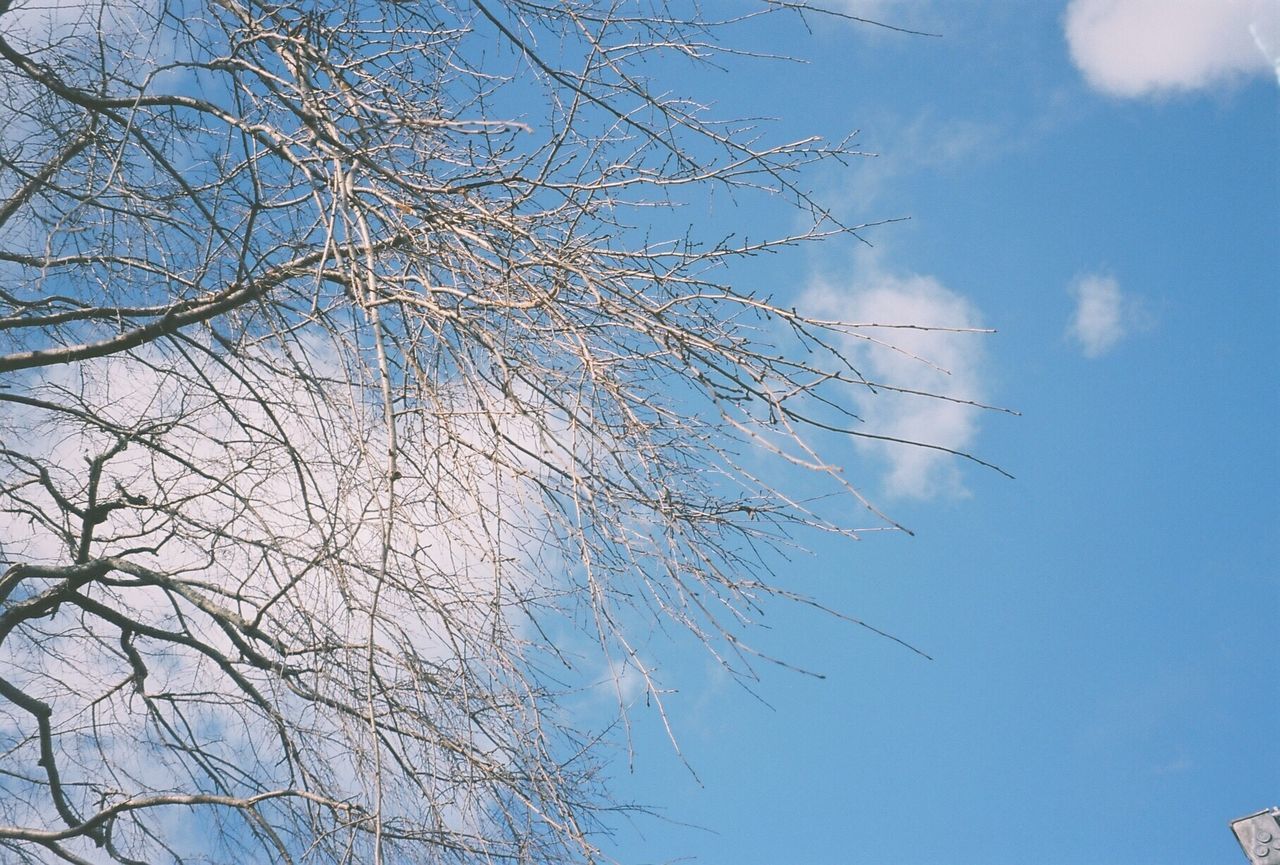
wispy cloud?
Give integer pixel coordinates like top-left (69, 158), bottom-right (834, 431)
top-left (834, 112), bottom-right (1009, 223)
top-left (819, 0), bottom-right (938, 32)
top-left (1065, 0), bottom-right (1279, 97)
top-left (1066, 273), bottom-right (1136, 358)
top-left (806, 266), bottom-right (991, 500)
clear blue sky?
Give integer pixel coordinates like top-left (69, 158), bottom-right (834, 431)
top-left (603, 3), bottom-right (1278, 864)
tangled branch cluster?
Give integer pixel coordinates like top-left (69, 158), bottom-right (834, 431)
top-left (0, 1), bottom-right (980, 862)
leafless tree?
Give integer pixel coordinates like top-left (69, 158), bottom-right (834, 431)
top-left (0, 1), bottom-right (999, 862)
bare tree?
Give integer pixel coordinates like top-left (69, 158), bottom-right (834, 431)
top-left (0, 1), bottom-right (997, 862)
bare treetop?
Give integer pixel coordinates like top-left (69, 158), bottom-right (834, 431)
top-left (0, 1), bottom-right (992, 862)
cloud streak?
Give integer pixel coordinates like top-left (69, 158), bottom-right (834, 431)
top-left (1065, 0), bottom-right (1279, 97)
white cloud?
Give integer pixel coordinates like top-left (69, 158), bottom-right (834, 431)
top-left (806, 268), bottom-right (990, 500)
top-left (1066, 273), bottom-right (1131, 357)
top-left (0, 345), bottom-right (568, 855)
top-left (1065, 0), bottom-right (1279, 97)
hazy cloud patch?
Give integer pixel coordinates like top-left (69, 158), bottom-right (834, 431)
top-left (1065, 0), bottom-right (1279, 97)
top-left (835, 112), bottom-right (1009, 220)
top-left (0, 0), bottom-right (162, 56)
top-left (813, 0), bottom-right (944, 37)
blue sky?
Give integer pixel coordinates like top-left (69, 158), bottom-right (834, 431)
top-left (0, 1), bottom-right (1272, 862)
top-left (602, 2), bottom-right (1278, 863)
